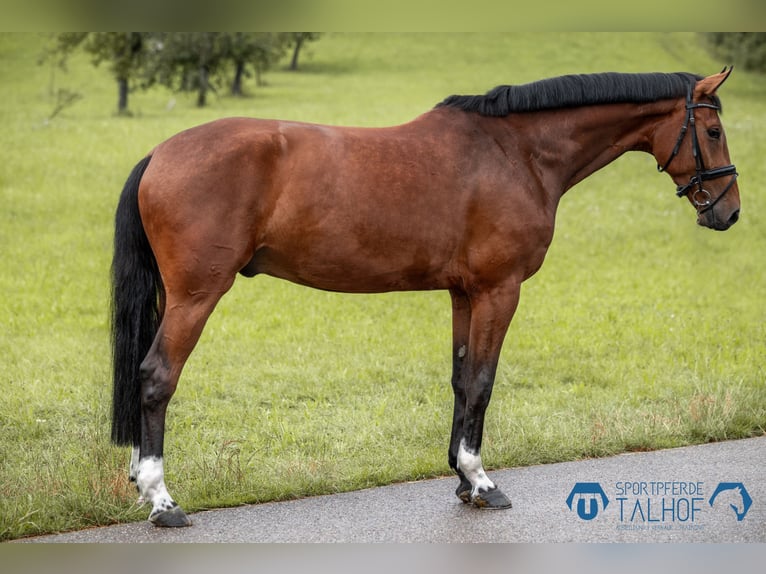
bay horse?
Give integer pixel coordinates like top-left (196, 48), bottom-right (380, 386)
top-left (111, 69), bottom-right (740, 527)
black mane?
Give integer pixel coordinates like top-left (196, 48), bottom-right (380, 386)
top-left (436, 72), bottom-right (712, 116)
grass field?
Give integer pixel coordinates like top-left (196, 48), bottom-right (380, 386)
top-left (1, 32), bottom-right (764, 541)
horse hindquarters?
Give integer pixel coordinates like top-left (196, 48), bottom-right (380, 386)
top-left (112, 152), bottom-right (243, 526)
top-left (111, 155), bottom-right (187, 525)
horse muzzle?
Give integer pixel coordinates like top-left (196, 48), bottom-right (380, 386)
top-left (697, 203), bottom-right (740, 231)
top-left (677, 166), bottom-right (739, 231)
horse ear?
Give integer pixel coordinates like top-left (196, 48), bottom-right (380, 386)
top-left (694, 66), bottom-right (734, 98)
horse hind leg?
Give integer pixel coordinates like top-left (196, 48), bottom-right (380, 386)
top-left (135, 284), bottom-right (232, 527)
top-left (135, 324), bottom-right (190, 526)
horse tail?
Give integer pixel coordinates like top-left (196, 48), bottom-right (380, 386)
top-left (110, 155), bottom-right (162, 446)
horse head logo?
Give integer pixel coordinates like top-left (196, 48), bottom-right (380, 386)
top-left (708, 482), bottom-right (752, 521)
top-left (566, 482), bottom-right (609, 520)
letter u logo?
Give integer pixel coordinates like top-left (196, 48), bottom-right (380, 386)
top-left (566, 482), bottom-right (609, 521)
top-left (577, 497), bottom-right (599, 520)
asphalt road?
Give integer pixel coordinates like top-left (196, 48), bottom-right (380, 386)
top-left (20, 436), bottom-right (764, 543)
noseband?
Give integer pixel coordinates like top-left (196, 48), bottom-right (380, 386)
top-left (657, 85), bottom-right (738, 214)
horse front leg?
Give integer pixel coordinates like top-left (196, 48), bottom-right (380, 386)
top-left (448, 288), bottom-right (473, 503)
top-left (455, 282), bottom-right (520, 509)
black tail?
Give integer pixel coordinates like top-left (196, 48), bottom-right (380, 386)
top-left (110, 155), bottom-right (162, 446)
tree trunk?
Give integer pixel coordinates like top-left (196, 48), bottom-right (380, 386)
top-left (197, 66), bottom-right (208, 107)
top-left (290, 34), bottom-right (305, 71)
top-left (231, 61), bottom-right (245, 96)
top-left (117, 77), bottom-right (129, 115)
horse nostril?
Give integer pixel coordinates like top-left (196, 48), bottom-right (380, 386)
top-left (728, 209), bottom-right (740, 226)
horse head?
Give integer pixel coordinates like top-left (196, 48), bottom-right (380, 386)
top-left (654, 68), bottom-right (740, 230)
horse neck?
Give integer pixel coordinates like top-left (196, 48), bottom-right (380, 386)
top-left (492, 99), bottom-right (679, 197)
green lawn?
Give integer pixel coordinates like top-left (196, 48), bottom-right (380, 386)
top-left (1, 32), bottom-right (764, 540)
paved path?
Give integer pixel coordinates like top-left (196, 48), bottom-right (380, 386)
top-left (21, 436), bottom-right (764, 542)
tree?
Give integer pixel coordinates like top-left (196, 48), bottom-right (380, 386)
top-left (222, 33), bottom-right (288, 96)
top-left (149, 33), bottom-right (290, 105)
top-left (704, 33), bottom-right (766, 73)
top-left (147, 33), bottom-right (229, 107)
top-left (251, 33), bottom-right (290, 88)
top-left (44, 33), bottom-right (149, 115)
top-left (91, 33), bottom-right (147, 114)
top-left (43, 32), bottom-right (323, 111)
top-left (38, 33), bottom-right (87, 119)
top-left (287, 33), bottom-right (321, 71)
top-left (40, 32), bottom-right (87, 78)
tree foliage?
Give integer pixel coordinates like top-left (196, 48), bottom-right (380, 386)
top-left (220, 33), bottom-right (289, 94)
top-left (704, 33), bottom-right (766, 73)
top-left (43, 32), bottom-right (321, 113)
top-left (146, 33), bottom-right (228, 107)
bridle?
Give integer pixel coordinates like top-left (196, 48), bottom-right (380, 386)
top-left (657, 84), bottom-right (738, 214)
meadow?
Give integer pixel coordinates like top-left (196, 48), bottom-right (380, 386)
top-left (1, 32), bottom-right (764, 540)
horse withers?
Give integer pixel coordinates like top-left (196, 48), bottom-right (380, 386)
top-left (111, 69), bottom-right (739, 526)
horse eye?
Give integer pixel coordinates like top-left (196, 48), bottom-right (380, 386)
top-left (707, 127), bottom-right (721, 140)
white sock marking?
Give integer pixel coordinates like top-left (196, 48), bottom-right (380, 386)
top-left (457, 439), bottom-right (495, 496)
top-left (129, 447), bottom-right (145, 505)
top-left (136, 456), bottom-right (176, 518)
top-left (129, 446), bottom-right (140, 481)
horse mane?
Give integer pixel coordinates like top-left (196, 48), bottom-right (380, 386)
top-left (436, 72), bottom-right (719, 116)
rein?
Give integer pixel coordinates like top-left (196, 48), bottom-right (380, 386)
top-left (657, 85), bottom-right (738, 214)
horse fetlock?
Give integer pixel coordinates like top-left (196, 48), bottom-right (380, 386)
top-left (456, 483), bottom-right (472, 504)
top-left (457, 440), bottom-right (496, 494)
top-left (453, 466), bottom-right (472, 503)
top-left (135, 455), bottom-right (183, 523)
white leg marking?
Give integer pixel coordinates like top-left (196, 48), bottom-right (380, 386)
top-left (129, 446), bottom-right (140, 481)
top-left (457, 439), bottom-right (495, 496)
top-left (129, 447), bottom-right (145, 505)
top-left (136, 456), bottom-right (177, 520)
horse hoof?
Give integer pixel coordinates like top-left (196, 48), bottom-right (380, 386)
top-left (472, 487), bottom-right (512, 509)
top-left (150, 505), bottom-right (192, 527)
